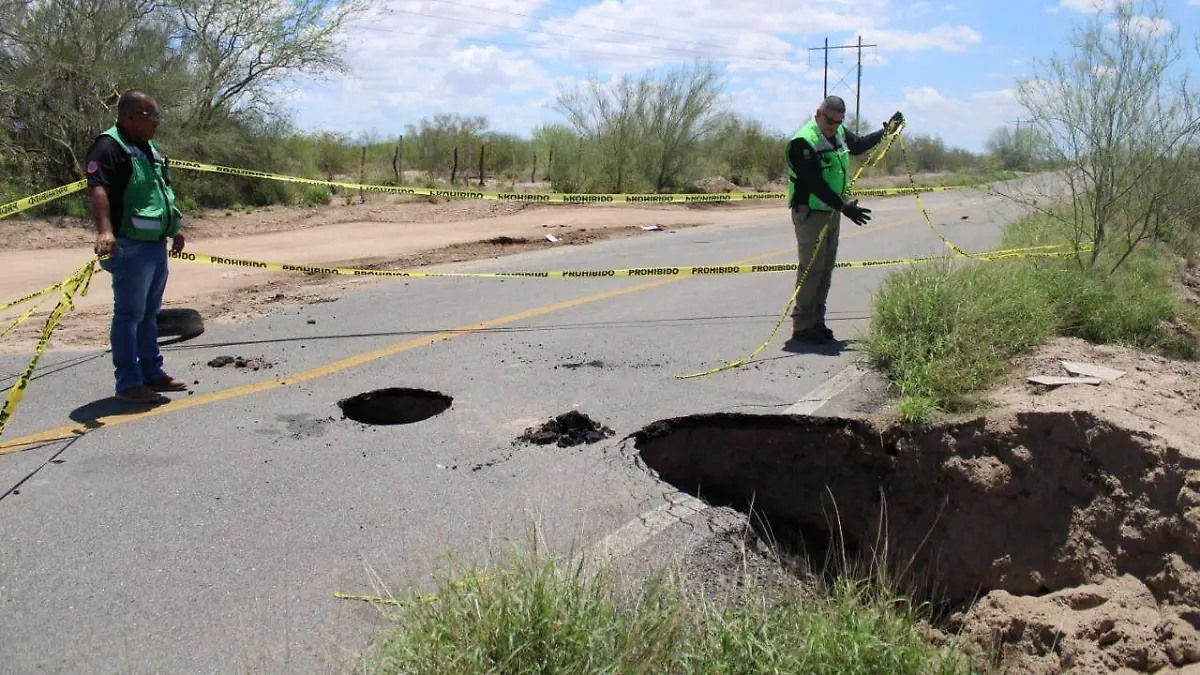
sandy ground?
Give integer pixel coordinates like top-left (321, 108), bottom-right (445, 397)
top-left (948, 337), bottom-right (1200, 674)
top-left (0, 196), bottom-right (779, 352)
top-left (990, 336), bottom-right (1200, 455)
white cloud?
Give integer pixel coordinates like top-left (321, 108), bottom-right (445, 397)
top-left (1124, 15), bottom-right (1172, 37)
top-left (865, 85), bottom-right (1023, 151)
top-left (860, 24), bottom-right (982, 52)
top-left (289, 0), bottom-right (990, 143)
top-left (525, 0), bottom-right (978, 71)
top-left (1059, 0), bottom-right (1117, 11)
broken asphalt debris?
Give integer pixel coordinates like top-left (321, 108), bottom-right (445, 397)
top-left (518, 411), bottom-right (616, 448)
top-left (205, 355), bottom-right (274, 370)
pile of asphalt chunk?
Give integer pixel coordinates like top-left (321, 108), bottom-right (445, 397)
top-left (519, 411), bottom-right (615, 448)
top-left (205, 355), bottom-right (274, 370)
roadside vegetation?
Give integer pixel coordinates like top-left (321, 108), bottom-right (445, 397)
top-left (863, 0), bottom-right (1200, 424)
top-left (352, 542), bottom-right (983, 675)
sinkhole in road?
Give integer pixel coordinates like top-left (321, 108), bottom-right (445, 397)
top-left (633, 411), bottom-right (1200, 609)
top-left (338, 388), bottom-right (453, 425)
top-left (634, 411), bottom-right (1200, 671)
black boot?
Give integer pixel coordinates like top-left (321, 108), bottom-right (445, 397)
top-left (791, 326), bottom-right (830, 343)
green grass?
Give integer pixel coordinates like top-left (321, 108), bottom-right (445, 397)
top-left (863, 209), bottom-right (1200, 424)
top-left (353, 550), bottom-right (982, 675)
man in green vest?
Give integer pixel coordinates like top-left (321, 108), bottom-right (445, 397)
top-left (786, 95), bottom-right (903, 344)
top-left (85, 90), bottom-right (188, 404)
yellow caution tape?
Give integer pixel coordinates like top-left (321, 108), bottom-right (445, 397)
top-left (0, 180), bottom-right (87, 221)
top-left (166, 242), bottom-right (1076, 280)
top-left (0, 259), bottom-right (96, 438)
top-left (0, 159), bottom-right (992, 222)
top-left (0, 279), bottom-right (68, 314)
top-left (895, 131), bottom-right (971, 257)
top-left (171, 159), bottom-right (786, 204)
top-left (852, 184), bottom-right (991, 196)
top-left (0, 297), bottom-right (48, 341)
top-left (172, 158), bottom-right (979, 203)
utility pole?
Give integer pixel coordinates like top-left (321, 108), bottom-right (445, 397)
top-left (808, 36), bottom-right (878, 132)
top-left (855, 36), bottom-right (863, 133)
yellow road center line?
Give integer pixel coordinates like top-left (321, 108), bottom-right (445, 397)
top-left (0, 210), bottom-right (943, 454)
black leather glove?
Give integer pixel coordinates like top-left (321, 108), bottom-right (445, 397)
top-left (841, 199), bottom-right (872, 226)
top-left (888, 111), bottom-right (904, 127)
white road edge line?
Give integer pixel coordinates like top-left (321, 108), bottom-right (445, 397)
top-left (784, 363), bottom-right (871, 416)
top-left (586, 363), bottom-right (869, 566)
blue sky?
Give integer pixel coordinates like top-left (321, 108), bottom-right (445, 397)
top-left (286, 0), bottom-right (1200, 153)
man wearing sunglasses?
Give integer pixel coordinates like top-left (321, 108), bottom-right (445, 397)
top-left (84, 90), bottom-right (188, 404)
top-left (786, 95), bottom-right (903, 344)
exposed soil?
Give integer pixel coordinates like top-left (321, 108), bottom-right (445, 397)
top-left (518, 410), bottom-right (616, 448)
top-left (632, 339), bottom-right (1200, 674)
top-left (992, 337), bottom-right (1200, 454)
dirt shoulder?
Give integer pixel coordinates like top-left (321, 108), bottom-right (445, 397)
top-left (0, 196), bottom-right (779, 353)
top-left (2, 191), bottom-right (780, 252)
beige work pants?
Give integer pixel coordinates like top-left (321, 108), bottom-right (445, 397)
top-left (790, 206), bottom-right (842, 333)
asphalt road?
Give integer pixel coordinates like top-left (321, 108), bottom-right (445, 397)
top-left (0, 185), bottom-right (1036, 674)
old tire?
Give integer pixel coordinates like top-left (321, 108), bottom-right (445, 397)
top-left (157, 307), bottom-right (204, 341)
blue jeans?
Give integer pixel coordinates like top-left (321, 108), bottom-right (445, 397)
top-left (97, 237), bottom-right (169, 392)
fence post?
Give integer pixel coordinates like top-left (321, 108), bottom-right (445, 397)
top-left (359, 146), bottom-right (366, 204)
top-left (451, 147), bottom-right (459, 185)
top-left (393, 136), bottom-right (402, 184)
top-left (479, 144), bottom-right (486, 187)
top-left (531, 154), bottom-right (536, 184)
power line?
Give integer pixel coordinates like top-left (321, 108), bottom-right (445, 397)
top-left (420, 0), bottom-right (792, 60)
top-left (381, 7), bottom-right (798, 64)
top-left (808, 36), bottom-right (878, 133)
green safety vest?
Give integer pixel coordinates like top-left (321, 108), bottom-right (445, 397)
top-left (787, 118), bottom-right (849, 212)
top-left (100, 125), bottom-right (182, 241)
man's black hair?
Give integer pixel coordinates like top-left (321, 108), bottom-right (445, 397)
top-left (117, 90), bottom-right (152, 116)
top-left (820, 95), bottom-right (846, 115)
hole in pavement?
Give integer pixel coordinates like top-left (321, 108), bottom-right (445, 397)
top-left (633, 411), bottom-right (1200, 672)
top-left (338, 388), bottom-right (452, 425)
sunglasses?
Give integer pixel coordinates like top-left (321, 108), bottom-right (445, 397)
top-left (821, 112), bottom-right (843, 125)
